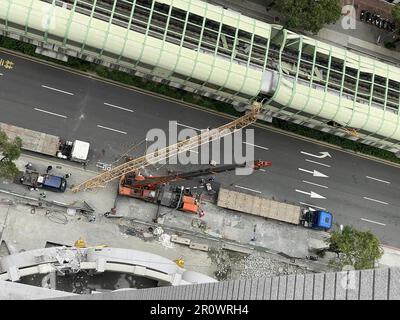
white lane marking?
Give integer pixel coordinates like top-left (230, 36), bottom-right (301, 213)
top-left (298, 168), bottom-right (328, 178)
top-left (103, 102), bottom-right (134, 113)
top-left (259, 169), bottom-right (266, 172)
top-left (243, 142), bottom-right (269, 151)
top-left (234, 185), bottom-right (262, 194)
top-left (97, 125), bottom-right (127, 135)
top-left (41, 85), bottom-right (74, 96)
top-left (360, 218), bottom-right (386, 226)
top-left (177, 122), bottom-right (201, 131)
top-left (34, 108), bottom-right (67, 119)
top-left (299, 202), bottom-right (326, 210)
top-left (305, 159), bottom-right (331, 168)
top-left (363, 197), bottom-right (388, 205)
top-left (0, 73), bottom-right (3, 76)
top-left (302, 180), bottom-right (328, 189)
top-left (295, 189), bottom-right (326, 199)
top-left (301, 151), bottom-right (331, 159)
top-left (366, 176), bottom-right (391, 184)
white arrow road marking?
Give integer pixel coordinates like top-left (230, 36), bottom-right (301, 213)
top-left (363, 197), bottom-right (388, 205)
top-left (302, 180), bottom-right (328, 189)
top-left (301, 151), bottom-right (332, 159)
top-left (298, 168), bottom-right (329, 178)
top-left (360, 218), bottom-right (386, 226)
top-left (305, 159), bottom-right (331, 168)
top-left (296, 189), bottom-right (326, 199)
top-left (366, 176), bottom-right (391, 184)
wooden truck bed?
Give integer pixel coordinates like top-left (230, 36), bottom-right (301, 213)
top-left (0, 123), bottom-right (60, 156)
top-left (217, 188), bottom-right (301, 225)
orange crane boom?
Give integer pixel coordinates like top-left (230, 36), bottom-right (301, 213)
top-left (72, 102), bottom-right (262, 192)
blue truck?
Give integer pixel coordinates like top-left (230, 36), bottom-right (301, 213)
top-left (18, 171), bottom-right (67, 193)
top-left (217, 188), bottom-right (333, 231)
top-left (300, 209), bottom-right (333, 231)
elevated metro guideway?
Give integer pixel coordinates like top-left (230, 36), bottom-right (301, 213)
top-left (1, 0), bottom-right (400, 153)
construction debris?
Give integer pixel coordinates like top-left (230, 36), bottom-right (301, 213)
top-left (158, 233), bottom-right (174, 249)
top-left (238, 253), bottom-right (308, 280)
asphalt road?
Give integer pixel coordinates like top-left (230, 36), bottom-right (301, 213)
top-left (1, 51), bottom-right (400, 246)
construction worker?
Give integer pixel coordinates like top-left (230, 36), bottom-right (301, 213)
top-left (199, 209), bottom-right (205, 218)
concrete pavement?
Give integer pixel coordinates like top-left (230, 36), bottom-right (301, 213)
top-left (206, 0), bottom-right (400, 64)
top-left (1, 50), bottom-right (400, 246)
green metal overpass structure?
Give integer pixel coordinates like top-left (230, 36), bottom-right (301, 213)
top-left (1, 0), bottom-right (400, 154)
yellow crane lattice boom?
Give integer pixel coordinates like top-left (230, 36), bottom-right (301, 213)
top-left (72, 102), bottom-right (262, 192)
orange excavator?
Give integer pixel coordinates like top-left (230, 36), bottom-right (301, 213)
top-left (118, 160), bottom-right (272, 214)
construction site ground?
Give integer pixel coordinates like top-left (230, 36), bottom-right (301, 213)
top-left (0, 152), bottom-right (397, 282)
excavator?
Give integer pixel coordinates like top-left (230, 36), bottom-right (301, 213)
top-left (118, 161), bottom-right (272, 214)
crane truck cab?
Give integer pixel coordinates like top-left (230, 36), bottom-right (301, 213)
top-left (301, 209), bottom-right (333, 231)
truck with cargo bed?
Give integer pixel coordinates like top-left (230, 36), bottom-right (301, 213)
top-left (217, 188), bottom-right (333, 231)
top-left (18, 171), bottom-right (67, 193)
top-left (0, 122), bottom-right (90, 163)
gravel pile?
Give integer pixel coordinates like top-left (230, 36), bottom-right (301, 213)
top-left (238, 253), bottom-right (308, 279)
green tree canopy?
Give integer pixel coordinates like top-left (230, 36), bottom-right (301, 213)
top-left (392, 4), bottom-right (400, 25)
top-left (327, 226), bottom-right (383, 270)
top-left (274, 0), bottom-right (342, 34)
top-left (0, 131), bottom-right (22, 179)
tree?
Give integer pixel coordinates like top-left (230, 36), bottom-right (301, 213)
top-left (392, 4), bottom-right (400, 26)
top-left (274, 0), bottom-right (342, 34)
top-left (0, 131), bottom-right (22, 179)
top-left (327, 226), bottom-right (383, 270)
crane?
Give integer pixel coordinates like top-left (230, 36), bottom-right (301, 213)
top-left (118, 160), bottom-right (272, 215)
top-left (72, 101), bottom-right (263, 192)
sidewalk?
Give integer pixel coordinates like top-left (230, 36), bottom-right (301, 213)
top-left (206, 0), bottom-right (400, 65)
top-left (379, 245), bottom-right (400, 268)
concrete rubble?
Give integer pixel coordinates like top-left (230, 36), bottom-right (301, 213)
top-left (238, 253), bottom-right (307, 280)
